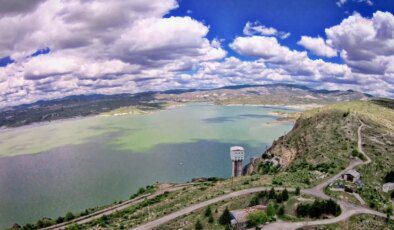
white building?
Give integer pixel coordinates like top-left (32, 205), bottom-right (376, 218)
top-left (383, 182), bottom-right (394, 193)
top-left (230, 146), bottom-right (245, 177)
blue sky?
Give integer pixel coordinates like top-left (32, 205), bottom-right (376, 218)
top-left (0, 0), bottom-right (393, 107)
top-left (168, 0), bottom-right (394, 61)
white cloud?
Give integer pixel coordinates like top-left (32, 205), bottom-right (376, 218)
top-left (336, 0), bottom-right (373, 7)
top-left (297, 36), bottom-right (337, 58)
top-left (243, 21), bottom-right (290, 39)
top-left (0, 0), bottom-right (227, 107)
top-left (230, 36), bottom-right (307, 64)
top-left (325, 11), bottom-right (394, 76)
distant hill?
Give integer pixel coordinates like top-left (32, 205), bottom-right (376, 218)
top-left (0, 84), bottom-right (374, 128)
top-left (157, 84), bottom-right (373, 106)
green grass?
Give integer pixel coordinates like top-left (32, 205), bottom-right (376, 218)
top-left (318, 214), bottom-right (394, 230)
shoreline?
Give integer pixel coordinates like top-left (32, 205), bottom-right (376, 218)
top-left (0, 102), bottom-right (318, 132)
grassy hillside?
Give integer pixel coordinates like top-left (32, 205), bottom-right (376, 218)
top-left (251, 99), bottom-right (394, 211)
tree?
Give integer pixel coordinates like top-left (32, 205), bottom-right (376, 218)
top-left (204, 206), bottom-right (212, 217)
top-left (277, 205), bottom-right (285, 216)
top-left (267, 203), bottom-right (276, 218)
top-left (195, 219), bottom-right (203, 230)
top-left (219, 207), bottom-right (231, 225)
top-left (65, 212), bottom-right (75, 221)
top-left (275, 193), bottom-right (283, 203)
top-left (246, 211), bottom-right (268, 227)
top-left (386, 206), bottom-right (393, 222)
top-left (282, 188), bottom-right (289, 201)
top-left (56, 216), bottom-right (64, 224)
top-left (384, 171), bottom-right (394, 183)
top-left (208, 213), bottom-right (214, 223)
top-left (268, 187), bottom-right (276, 200)
top-left (295, 187), bottom-right (300, 195)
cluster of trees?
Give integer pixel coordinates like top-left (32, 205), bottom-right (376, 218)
top-left (351, 149), bottom-right (366, 161)
top-left (249, 188), bottom-right (290, 206)
top-left (296, 199), bottom-right (341, 218)
top-left (16, 210), bottom-right (84, 230)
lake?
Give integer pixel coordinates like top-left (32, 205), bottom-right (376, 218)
top-left (0, 103), bottom-right (296, 228)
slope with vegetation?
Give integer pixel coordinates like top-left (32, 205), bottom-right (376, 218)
top-left (249, 99), bottom-right (394, 212)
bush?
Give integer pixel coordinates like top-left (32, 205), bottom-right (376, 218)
top-left (219, 207), bottom-right (231, 225)
top-left (246, 211), bottom-right (268, 227)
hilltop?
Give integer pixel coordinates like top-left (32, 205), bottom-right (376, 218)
top-left (247, 99), bottom-right (394, 211)
top-left (0, 84), bottom-right (372, 128)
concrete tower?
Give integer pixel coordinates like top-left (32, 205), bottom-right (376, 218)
top-left (230, 146), bottom-right (245, 177)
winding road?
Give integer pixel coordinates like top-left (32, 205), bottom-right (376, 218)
top-left (131, 121), bottom-right (392, 230)
top-left (46, 121), bottom-right (392, 230)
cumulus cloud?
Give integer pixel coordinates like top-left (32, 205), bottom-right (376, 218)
top-left (0, 1), bottom-right (393, 108)
top-left (0, 0), bottom-right (226, 107)
top-left (297, 36), bottom-right (337, 58)
top-left (325, 11), bottom-right (394, 75)
top-left (243, 21), bottom-right (290, 39)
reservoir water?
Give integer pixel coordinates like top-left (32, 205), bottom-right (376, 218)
top-left (0, 104), bottom-right (296, 228)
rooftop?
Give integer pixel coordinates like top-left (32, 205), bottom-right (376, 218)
top-left (345, 169), bottom-right (360, 178)
top-left (230, 146), bottom-right (244, 151)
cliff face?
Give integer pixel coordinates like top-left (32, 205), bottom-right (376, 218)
top-left (247, 103), bottom-right (362, 175)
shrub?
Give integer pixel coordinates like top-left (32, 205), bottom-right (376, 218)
top-left (246, 211), bottom-right (268, 227)
top-left (219, 207), bottom-right (231, 225)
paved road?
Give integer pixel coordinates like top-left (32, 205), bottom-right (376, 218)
top-left (50, 121), bottom-right (390, 230)
top-left (132, 121), bottom-right (392, 230)
top-left (42, 184), bottom-right (191, 230)
top-left (133, 187), bottom-right (294, 230)
top-left (262, 121), bottom-right (391, 230)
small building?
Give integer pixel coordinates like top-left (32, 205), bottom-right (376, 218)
top-left (342, 169), bottom-right (360, 183)
top-left (383, 182), bottom-right (394, 193)
top-left (230, 205), bottom-right (267, 227)
top-left (230, 146), bottom-right (245, 177)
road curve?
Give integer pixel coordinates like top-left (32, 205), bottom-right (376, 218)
top-left (133, 121), bottom-right (392, 230)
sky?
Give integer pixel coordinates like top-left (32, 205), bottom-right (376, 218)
top-left (0, 0), bottom-right (393, 108)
